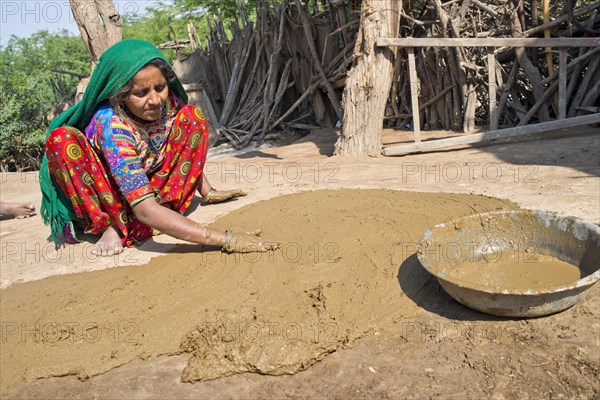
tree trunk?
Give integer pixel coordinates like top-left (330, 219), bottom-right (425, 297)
top-left (334, 0), bottom-right (400, 157)
top-left (70, 0), bottom-right (122, 64)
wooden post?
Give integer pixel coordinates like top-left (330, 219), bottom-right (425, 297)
top-left (487, 47), bottom-right (498, 130)
top-left (334, 0), bottom-right (400, 156)
top-left (407, 47), bottom-right (421, 143)
top-left (558, 48), bottom-right (568, 119)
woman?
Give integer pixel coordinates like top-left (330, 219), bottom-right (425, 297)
top-left (40, 39), bottom-right (279, 256)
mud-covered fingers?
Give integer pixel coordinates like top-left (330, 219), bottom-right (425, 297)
top-left (221, 232), bottom-right (280, 253)
top-left (259, 240), bottom-right (280, 251)
top-left (226, 189), bottom-right (247, 198)
top-left (234, 240), bottom-right (280, 253)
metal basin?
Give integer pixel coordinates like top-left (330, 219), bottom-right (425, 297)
top-left (417, 210), bottom-right (600, 317)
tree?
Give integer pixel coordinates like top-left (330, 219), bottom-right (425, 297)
top-left (334, 1), bottom-right (400, 157)
top-left (70, 0), bottom-right (122, 64)
top-left (0, 31), bottom-right (90, 171)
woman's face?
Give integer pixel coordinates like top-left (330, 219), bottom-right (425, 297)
top-left (124, 66), bottom-right (169, 122)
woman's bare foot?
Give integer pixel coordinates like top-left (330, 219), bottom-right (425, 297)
top-left (198, 172), bottom-right (213, 198)
top-left (201, 188), bottom-right (247, 205)
top-left (92, 225), bottom-right (124, 256)
top-left (0, 202), bottom-right (36, 219)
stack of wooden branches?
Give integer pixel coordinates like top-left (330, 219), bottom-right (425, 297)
top-left (390, 0), bottom-right (600, 132)
top-left (173, 0), bottom-right (360, 149)
top-left (173, 0), bottom-right (599, 146)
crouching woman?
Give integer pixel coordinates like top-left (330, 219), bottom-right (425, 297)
top-left (40, 39), bottom-right (278, 256)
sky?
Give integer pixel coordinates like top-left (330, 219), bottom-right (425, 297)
top-left (0, 0), bottom-right (158, 45)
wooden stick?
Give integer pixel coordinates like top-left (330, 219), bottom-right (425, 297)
top-left (376, 37), bottom-right (600, 48)
top-left (523, 1), bottom-right (600, 37)
top-left (543, 0), bottom-right (554, 76)
top-left (297, 2), bottom-right (344, 121)
top-left (463, 83), bottom-right (477, 133)
top-left (558, 48), bottom-right (568, 119)
top-left (239, 38), bottom-right (264, 107)
top-left (219, 29), bottom-right (254, 126)
top-left (383, 114), bottom-right (600, 156)
top-left (258, 2), bottom-right (288, 143)
top-left (459, 0), bottom-right (472, 20)
top-left (407, 48), bottom-right (421, 143)
top-left (471, 0), bottom-right (500, 18)
top-left (270, 82), bottom-right (318, 131)
top-left (488, 48), bottom-right (498, 130)
top-left (287, 123), bottom-right (321, 130)
top-left (579, 67), bottom-right (600, 109)
top-left (541, 47), bottom-right (600, 85)
top-left (511, 12), bottom-right (549, 123)
top-left (50, 69), bottom-right (87, 79)
top-left (568, 54), bottom-right (600, 117)
top-left (267, 60), bottom-right (294, 123)
top-left (518, 79), bottom-right (559, 126)
top-left (496, 61), bottom-right (519, 125)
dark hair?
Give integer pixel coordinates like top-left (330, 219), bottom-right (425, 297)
top-left (109, 58), bottom-right (176, 123)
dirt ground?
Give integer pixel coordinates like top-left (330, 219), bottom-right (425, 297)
top-left (0, 126), bottom-right (599, 399)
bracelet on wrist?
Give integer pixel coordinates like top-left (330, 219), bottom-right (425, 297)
top-left (201, 188), bottom-right (217, 205)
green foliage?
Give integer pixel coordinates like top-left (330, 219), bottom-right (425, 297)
top-left (174, 0), bottom-right (255, 22)
top-left (123, 1), bottom-right (215, 62)
top-left (0, 30), bottom-right (90, 170)
top-left (1, 0), bottom-right (259, 170)
top-left (122, 0), bottom-right (259, 62)
top-left (0, 2), bottom-right (217, 170)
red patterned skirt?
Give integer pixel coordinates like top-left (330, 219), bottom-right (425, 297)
top-left (45, 105), bottom-right (209, 247)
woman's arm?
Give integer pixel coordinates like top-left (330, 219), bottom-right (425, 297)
top-left (132, 197), bottom-right (225, 246)
top-left (132, 197), bottom-right (280, 253)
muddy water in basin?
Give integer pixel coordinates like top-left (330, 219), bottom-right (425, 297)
top-left (447, 252), bottom-right (583, 291)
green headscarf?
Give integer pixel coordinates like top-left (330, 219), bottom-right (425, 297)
top-left (39, 39), bottom-right (188, 243)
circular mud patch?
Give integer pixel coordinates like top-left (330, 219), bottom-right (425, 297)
top-left (0, 189), bottom-right (516, 393)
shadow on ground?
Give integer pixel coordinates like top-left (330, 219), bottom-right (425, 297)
top-left (397, 253), bottom-right (511, 322)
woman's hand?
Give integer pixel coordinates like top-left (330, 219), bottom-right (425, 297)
top-left (133, 198), bottom-right (278, 253)
top-left (202, 188), bottom-right (247, 205)
top-left (219, 229), bottom-right (280, 253)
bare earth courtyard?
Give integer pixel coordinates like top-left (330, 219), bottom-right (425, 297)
top-left (0, 126), bottom-right (599, 399)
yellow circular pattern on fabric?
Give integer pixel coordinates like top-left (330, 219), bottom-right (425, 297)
top-left (55, 169), bottom-right (70, 183)
top-left (70, 194), bottom-right (82, 205)
top-left (82, 172), bottom-right (94, 186)
top-left (190, 132), bottom-right (201, 149)
top-left (173, 126), bottom-right (183, 142)
top-left (179, 161), bottom-right (191, 176)
top-left (118, 210), bottom-right (129, 225)
top-left (66, 143), bottom-right (82, 160)
top-left (100, 192), bottom-right (115, 205)
top-left (194, 108), bottom-right (206, 121)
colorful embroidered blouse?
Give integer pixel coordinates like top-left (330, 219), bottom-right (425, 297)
top-left (85, 92), bottom-right (182, 206)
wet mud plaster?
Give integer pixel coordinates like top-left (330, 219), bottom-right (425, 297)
top-left (0, 189), bottom-right (517, 393)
